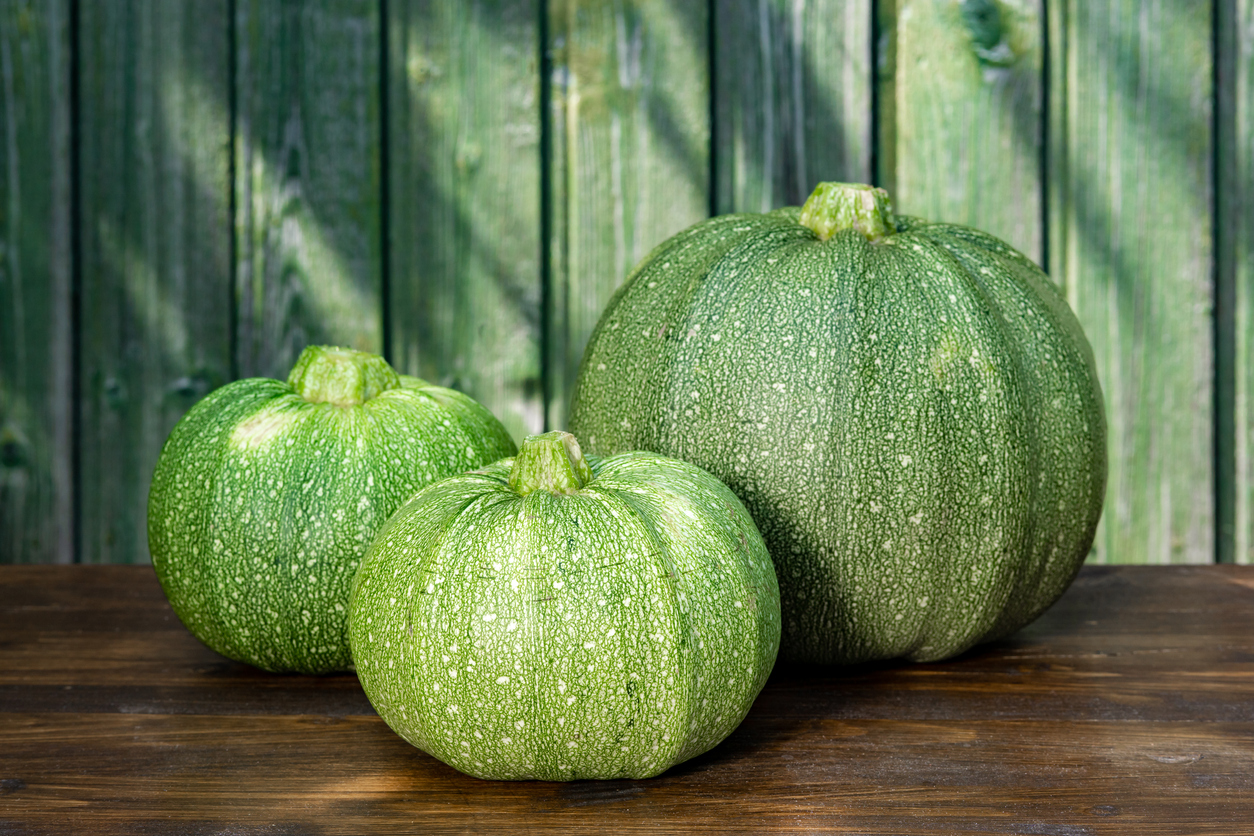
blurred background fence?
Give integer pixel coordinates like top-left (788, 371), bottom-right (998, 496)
top-left (0, 0), bottom-right (1249, 565)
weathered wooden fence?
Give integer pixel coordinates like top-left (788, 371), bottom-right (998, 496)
top-left (1, 0), bottom-right (1250, 565)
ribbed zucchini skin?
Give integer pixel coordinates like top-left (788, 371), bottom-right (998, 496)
top-left (569, 208), bottom-right (1106, 664)
top-left (148, 374), bottom-right (517, 674)
top-left (349, 449), bottom-right (780, 780)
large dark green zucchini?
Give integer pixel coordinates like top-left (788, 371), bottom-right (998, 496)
top-left (570, 182), bottom-right (1106, 665)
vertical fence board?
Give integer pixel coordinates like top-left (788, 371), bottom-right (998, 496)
top-left (1045, 0), bottom-right (1068, 279)
top-left (78, 0), bottom-right (232, 563)
top-left (0, 0), bottom-right (71, 563)
top-left (879, 0), bottom-right (1044, 262)
top-left (713, 0), bottom-right (872, 214)
top-left (1232, 0), bottom-right (1254, 564)
top-left (1050, 0), bottom-right (1213, 564)
top-left (234, 0), bottom-right (382, 380)
top-left (546, 0), bottom-right (710, 430)
top-left (387, 0), bottom-right (542, 442)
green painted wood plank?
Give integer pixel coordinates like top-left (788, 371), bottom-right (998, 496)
top-left (387, 0), bottom-right (543, 443)
top-left (78, 0), bottom-right (233, 563)
top-left (878, 0), bottom-right (1044, 262)
top-left (712, 0), bottom-right (872, 214)
top-left (546, 0), bottom-right (710, 431)
top-left (1048, 0), bottom-right (1213, 564)
top-left (1045, 0), bottom-right (1068, 291)
top-left (0, 0), bottom-right (71, 564)
top-left (233, 0), bottom-right (382, 379)
top-left (1228, 0), bottom-right (1253, 564)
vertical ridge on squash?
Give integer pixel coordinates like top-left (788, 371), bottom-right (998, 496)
top-left (569, 182), bottom-right (1106, 665)
top-left (919, 225), bottom-right (1106, 639)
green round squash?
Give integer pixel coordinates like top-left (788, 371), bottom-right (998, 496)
top-left (349, 431), bottom-right (780, 781)
top-left (148, 345), bottom-right (517, 674)
top-left (569, 182), bottom-right (1107, 665)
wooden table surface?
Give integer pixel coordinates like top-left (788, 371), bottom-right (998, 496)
top-left (1, 565), bottom-right (1251, 835)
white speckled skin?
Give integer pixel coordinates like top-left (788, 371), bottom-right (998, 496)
top-left (348, 441), bottom-right (780, 781)
top-left (568, 205), bottom-right (1107, 665)
top-left (147, 348), bottom-right (517, 674)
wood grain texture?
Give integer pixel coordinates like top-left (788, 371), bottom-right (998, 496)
top-left (879, 0), bottom-right (1044, 262)
top-left (1229, 0), bottom-right (1254, 564)
top-left (2, 714), bottom-right (1251, 834)
top-left (233, 0), bottom-right (383, 380)
top-left (1, 565), bottom-right (1252, 834)
top-left (712, 0), bottom-right (873, 214)
top-left (387, 0), bottom-right (543, 443)
top-left (1048, 0), bottom-right (1214, 565)
top-left (0, 0), bottom-right (71, 563)
top-left (2, 566), bottom-right (1252, 722)
top-left (546, 0), bottom-right (710, 431)
top-left (77, 0), bottom-right (232, 564)
top-left (0, 566), bottom-right (371, 715)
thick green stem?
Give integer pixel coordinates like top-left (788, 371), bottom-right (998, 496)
top-left (286, 345), bottom-right (401, 406)
top-left (799, 182), bottom-right (898, 242)
top-left (508, 431), bottom-right (593, 496)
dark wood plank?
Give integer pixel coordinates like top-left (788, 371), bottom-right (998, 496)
top-left (1, 566), bottom-right (1253, 834)
top-left (386, 0), bottom-right (543, 442)
top-left (3, 566), bottom-right (1253, 722)
top-left (712, 0), bottom-right (873, 214)
top-left (1047, 0), bottom-right (1214, 564)
top-left (879, 0), bottom-right (1044, 261)
top-left (0, 0), bottom-right (72, 564)
top-left (233, 0), bottom-right (383, 379)
top-left (77, 0), bottom-right (232, 564)
top-left (0, 567), bottom-right (372, 715)
top-left (545, 0), bottom-right (710, 431)
top-left (1, 713), bottom-right (1251, 834)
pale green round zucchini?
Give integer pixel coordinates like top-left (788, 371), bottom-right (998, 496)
top-left (349, 431), bottom-right (780, 780)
